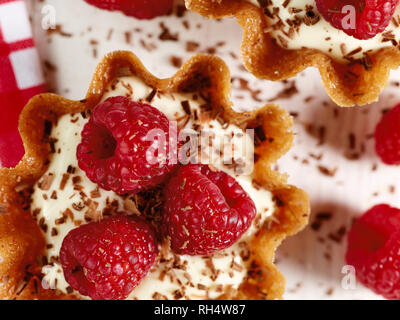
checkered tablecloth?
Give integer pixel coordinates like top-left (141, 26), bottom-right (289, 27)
top-left (0, 0), bottom-right (45, 168)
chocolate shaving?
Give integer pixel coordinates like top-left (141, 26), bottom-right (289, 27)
top-left (159, 22), bottom-right (178, 41)
top-left (38, 173), bottom-right (54, 191)
top-left (59, 173), bottom-right (70, 190)
top-left (318, 165), bottom-right (337, 177)
top-left (145, 89), bottom-right (157, 103)
top-left (90, 188), bottom-right (101, 199)
top-left (181, 101), bottom-right (191, 115)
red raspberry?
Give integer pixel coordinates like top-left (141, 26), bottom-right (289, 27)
top-left (60, 216), bottom-right (158, 300)
top-left (77, 96), bottom-right (177, 194)
top-left (84, 0), bottom-right (173, 19)
top-left (346, 204), bottom-right (400, 299)
top-left (316, 0), bottom-right (399, 39)
top-left (162, 164), bottom-right (257, 255)
top-left (375, 103), bottom-right (400, 165)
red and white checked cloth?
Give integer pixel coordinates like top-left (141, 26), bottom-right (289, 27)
top-left (0, 0), bottom-right (45, 168)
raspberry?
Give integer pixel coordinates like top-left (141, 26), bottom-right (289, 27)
top-left (60, 216), bottom-right (158, 300)
top-left (375, 103), bottom-right (400, 165)
top-left (346, 204), bottom-right (400, 299)
top-left (162, 164), bottom-right (257, 255)
top-left (316, 0), bottom-right (399, 39)
top-left (84, 0), bottom-right (173, 19)
top-left (77, 96), bottom-right (177, 194)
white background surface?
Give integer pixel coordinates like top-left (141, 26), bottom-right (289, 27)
top-left (25, 0), bottom-right (400, 300)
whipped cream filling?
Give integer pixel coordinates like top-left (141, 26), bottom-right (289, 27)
top-left (249, 0), bottom-right (400, 61)
top-left (31, 76), bottom-right (275, 300)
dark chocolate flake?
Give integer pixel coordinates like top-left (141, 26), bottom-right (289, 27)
top-left (145, 89), bottom-right (157, 103)
top-left (181, 100), bottom-right (191, 115)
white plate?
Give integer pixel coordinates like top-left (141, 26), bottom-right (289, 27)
top-left (26, 0), bottom-right (400, 300)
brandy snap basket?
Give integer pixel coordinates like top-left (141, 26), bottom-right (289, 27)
top-left (185, 0), bottom-right (400, 107)
top-left (0, 51), bottom-right (309, 300)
